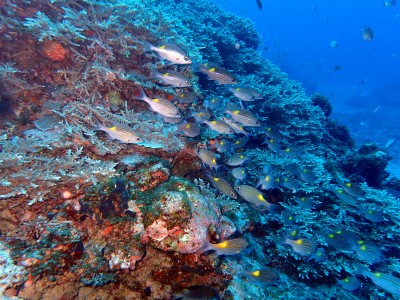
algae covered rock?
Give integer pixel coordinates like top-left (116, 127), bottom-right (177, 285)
top-left (141, 178), bottom-right (221, 254)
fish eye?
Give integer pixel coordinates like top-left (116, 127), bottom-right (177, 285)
top-left (237, 186), bottom-right (241, 190)
top-left (136, 137), bottom-right (141, 141)
top-left (184, 56), bottom-right (189, 61)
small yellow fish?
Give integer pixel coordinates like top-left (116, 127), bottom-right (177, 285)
top-left (336, 276), bottom-right (360, 291)
top-left (235, 185), bottom-right (279, 212)
top-left (245, 268), bottom-right (279, 284)
top-left (281, 236), bottom-right (316, 256)
top-left (201, 238), bottom-right (248, 255)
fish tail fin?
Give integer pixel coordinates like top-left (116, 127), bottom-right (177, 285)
top-left (133, 87), bottom-right (148, 102)
top-left (261, 135), bottom-right (269, 145)
top-left (197, 239), bottom-right (212, 254)
top-left (269, 203), bottom-right (283, 214)
top-left (255, 177), bottom-right (262, 188)
top-left (191, 61), bottom-right (202, 72)
top-left (91, 117), bottom-right (104, 131)
top-left (276, 233), bottom-right (288, 246)
top-left (354, 264), bottom-right (366, 276)
top-left (141, 40), bottom-right (153, 53)
top-left (148, 69), bottom-right (159, 80)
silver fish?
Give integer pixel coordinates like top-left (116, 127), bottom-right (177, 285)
top-left (281, 236), bottom-right (316, 256)
top-left (207, 174), bottom-right (237, 199)
top-left (220, 117), bottom-right (250, 137)
top-left (205, 96), bottom-right (223, 109)
top-left (192, 110), bottom-right (211, 123)
top-left (263, 138), bottom-right (282, 153)
top-left (231, 137), bottom-right (249, 149)
top-left (201, 238), bottom-right (248, 255)
top-left (177, 121), bottom-right (201, 137)
top-left (203, 119), bottom-right (234, 135)
top-left (257, 174), bottom-right (275, 190)
top-left (95, 122), bottom-right (143, 144)
top-left (174, 91), bottom-right (198, 104)
top-left (226, 153), bottom-right (248, 166)
top-left (228, 85), bottom-right (262, 101)
top-left (225, 107), bottom-right (260, 127)
top-left (142, 41), bottom-right (192, 64)
top-left (245, 268), bottom-right (279, 284)
top-left (134, 88), bottom-right (181, 118)
top-left (232, 167), bottom-right (247, 181)
top-left (196, 148), bottom-right (218, 171)
top-left (234, 185), bottom-right (277, 211)
top-left (360, 270), bottom-right (400, 295)
top-left (151, 70), bottom-right (191, 87)
top-left (211, 139), bottom-right (230, 153)
top-left (196, 62), bottom-right (238, 85)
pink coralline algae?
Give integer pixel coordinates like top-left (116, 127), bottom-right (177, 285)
top-left (40, 41), bottom-right (67, 61)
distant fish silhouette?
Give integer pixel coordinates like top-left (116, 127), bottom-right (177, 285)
top-left (362, 26), bottom-right (373, 41)
top-left (256, 0), bottom-right (262, 10)
top-left (383, 0), bottom-right (396, 7)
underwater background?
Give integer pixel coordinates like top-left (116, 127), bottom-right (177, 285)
top-left (0, 0), bottom-right (400, 299)
top-left (213, 0), bottom-right (400, 178)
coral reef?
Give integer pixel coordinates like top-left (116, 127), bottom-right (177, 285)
top-left (0, 0), bottom-right (398, 299)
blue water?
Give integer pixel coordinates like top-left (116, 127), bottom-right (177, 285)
top-left (212, 0), bottom-right (400, 175)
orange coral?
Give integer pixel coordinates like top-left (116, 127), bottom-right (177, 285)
top-left (40, 41), bottom-right (67, 61)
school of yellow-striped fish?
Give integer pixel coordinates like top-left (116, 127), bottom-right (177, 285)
top-left (96, 39), bottom-right (397, 296)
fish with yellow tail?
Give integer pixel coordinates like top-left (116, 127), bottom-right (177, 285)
top-left (194, 62), bottom-right (238, 85)
top-left (142, 41), bottom-right (192, 64)
top-left (94, 122), bottom-right (143, 144)
top-left (203, 119), bottom-right (235, 135)
top-left (206, 174), bottom-right (237, 199)
top-left (177, 121), bottom-right (201, 137)
top-left (196, 148), bottom-right (219, 172)
top-left (234, 185), bottom-right (281, 212)
top-left (200, 238), bottom-right (248, 255)
top-left (244, 268), bottom-right (279, 284)
top-left (134, 87), bottom-right (181, 119)
top-left (278, 235), bottom-right (317, 256)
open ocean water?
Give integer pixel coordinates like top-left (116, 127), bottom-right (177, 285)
top-left (212, 0), bottom-right (400, 178)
